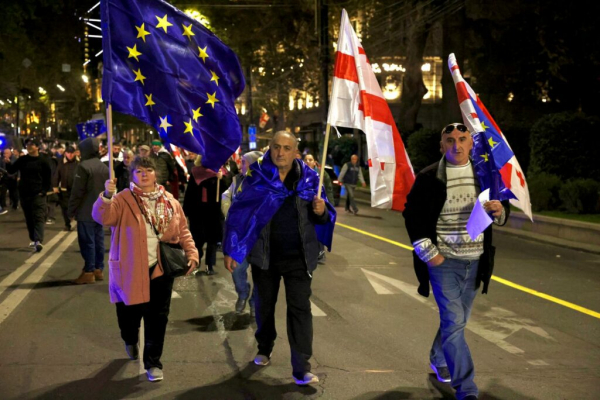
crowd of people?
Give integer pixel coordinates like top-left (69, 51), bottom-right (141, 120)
top-left (0, 124), bottom-right (506, 400)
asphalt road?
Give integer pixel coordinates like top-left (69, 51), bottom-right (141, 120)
top-left (0, 203), bottom-right (598, 400)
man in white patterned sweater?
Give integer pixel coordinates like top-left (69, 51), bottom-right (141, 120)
top-left (403, 123), bottom-right (509, 400)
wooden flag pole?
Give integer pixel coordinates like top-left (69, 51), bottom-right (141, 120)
top-left (216, 167), bottom-right (221, 202)
top-left (317, 123), bottom-right (332, 199)
top-left (107, 103), bottom-right (114, 180)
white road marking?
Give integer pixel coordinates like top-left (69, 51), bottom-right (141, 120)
top-left (361, 268), bottom-right (554, 365)
top-left (0, 230), bottom-right (68, 298)
top-left (0, 232), bottom-right (77, 325)
top-left (171, 290), bottom-right (181, 298)
top-left (311, 301), bottom-right (327, 317)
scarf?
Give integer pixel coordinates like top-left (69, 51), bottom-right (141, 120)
top-left (130, 182), bottom-right (174, 237)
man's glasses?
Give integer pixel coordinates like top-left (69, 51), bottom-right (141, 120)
top-left (443, 123), bottom-right (468, 134)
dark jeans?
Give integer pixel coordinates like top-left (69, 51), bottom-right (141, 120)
top-left (58, 191), bottom-right (71, 228)
top-left (429, 258), bottom-right (479, 400)
top-left (252, 259), bottom-right (313, 378)
top-left (21, 195), bottom-right (46, 243)
top-left (77, 221), bottom-right (105, 272)
top-left (7, 179), bottom-right (18, 209)
top-left (190, 223), bottom-right (217, 267)
top-left (344, 184), bottom-right (358, 213)
top-left (116, 272), bottom-right (174, 370)
top-left (0, 183), bottom-right (7, 208)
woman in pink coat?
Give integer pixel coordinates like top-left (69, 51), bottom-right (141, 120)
top-left (92, 156), bottom-right (199, 382)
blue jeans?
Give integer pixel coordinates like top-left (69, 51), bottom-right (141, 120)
top-left (232, 259), bottom-right (255, 302)
top-left (77, 221), bottom-right (105, 272)
top-left (428, 258), bottom-right (479, 400)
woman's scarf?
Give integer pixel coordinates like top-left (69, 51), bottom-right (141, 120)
top-left (130, 182), bottom-right (174, 236)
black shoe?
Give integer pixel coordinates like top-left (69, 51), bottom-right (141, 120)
top-left (63, 225), bottom-right (72, 232)
top-left (463, 396), bottom-right (478, 400)
top-left (35, 241), bottom-right (43, 252)
top-left (125, 343), bottom-right (139, 360)
top-left (430, 363), bottom-right (451, 383)
top-left (352, 209), bottom-right (358, 215)
top-left (206, 266), bottom-right (216, 275)
top-left (235, 297), bottom-right (248, 314)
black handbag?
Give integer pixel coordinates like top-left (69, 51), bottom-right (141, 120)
top-left (158, 241), bottom-right (188, 278)
top-left (133, 193), bottom-right (188, 278)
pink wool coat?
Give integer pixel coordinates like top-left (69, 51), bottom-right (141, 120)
top-left (92, 189), bottom-right (199, 305)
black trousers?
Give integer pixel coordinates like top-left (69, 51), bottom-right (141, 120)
top-left (0, 183), bottom-right (7, 208)
top-left (21, 195), bottom-right (46, 243)
top-left (115, 272), bottom-right (174, 370)
top-left (7, 179), bottom-right (18, 209)
top-left (189, 221), bottom-right (217, 267)
top-left (251, 259), bottom-right (313, 377)
top-left (58, 190), bottom-right (71, 228)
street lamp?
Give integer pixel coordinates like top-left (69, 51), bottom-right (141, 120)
top-left (82, 75), bottom-right (89, 83)
top-left (57, 84), bottom-right (66, 92)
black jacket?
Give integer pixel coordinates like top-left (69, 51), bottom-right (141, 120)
top-left (6, 154), bottom-right (52, 198)
top-left (53, 156), bottom-right (79, 192)
top-left (248, 160), bottom-right (329, 275)
top-left (403, 158), bottom-right (510, 297)
top-left (151, 150), bottom-right (176, 185)
top-left (68, 138), bottom-right (109, 222)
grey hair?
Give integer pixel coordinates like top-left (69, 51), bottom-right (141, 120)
top-left (270, 131), bottom-right (298, 149)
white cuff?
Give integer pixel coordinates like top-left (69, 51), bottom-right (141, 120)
top-left (413, 238), bottom-right (439, 263)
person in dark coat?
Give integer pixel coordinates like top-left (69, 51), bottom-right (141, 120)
top-left (52, 146), bottom-right (79, 231)
top-left (115, 150), bottom-right (134, 192)
top-left (68, 137), bottom-right (109, 284)
top-left (183, 155), bottom-right (224, 275)
top-left (5, 138), bottom-right (52, 251)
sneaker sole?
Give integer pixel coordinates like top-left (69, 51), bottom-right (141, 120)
top-left (430, 363), bottom-right (451, 383)
top-left (293, 376), bottom-right (319, 385)
top-left (146, 374), bottom-right (163, 382)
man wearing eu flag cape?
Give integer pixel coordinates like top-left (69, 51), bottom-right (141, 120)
top-left (224, 131), bottom-right (336, 386)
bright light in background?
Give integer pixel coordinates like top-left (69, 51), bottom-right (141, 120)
top-left (508, 92), bottom-right (514, 102)
top-left (39, 87), bottom-right (47, 95)
top-left (0, 100), bottom-right (4, 106)
top-left (421, 63), bottom-right (431, 72)
top-left (82, 75), bottom-right (89, 83)
top-left (184, 9), bottom-right (211, 29)
top-left (57, 84), bottom-right (65, 92)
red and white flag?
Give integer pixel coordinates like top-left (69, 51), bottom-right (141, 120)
top-left (328, 9), bottom-right (414, 211)
top-left (170, 144), bottom-right (189, 180)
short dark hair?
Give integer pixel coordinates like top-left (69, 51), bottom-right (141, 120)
top-left (128, 156), bottom-right (156, 173)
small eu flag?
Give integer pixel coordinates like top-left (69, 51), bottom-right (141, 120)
top-left (77, 119), bottom-right (107, 141)
top-left (100, 0), bottom-right (245, 171)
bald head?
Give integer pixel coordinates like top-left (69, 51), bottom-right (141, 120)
top-left (270, 131), bottom-right (298, 173)
top-left (270, 131), bottom-right (298, 150)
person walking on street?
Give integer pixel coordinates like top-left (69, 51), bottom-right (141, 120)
top-left (115, 150), bottom-right (134, 192)
top-left (223, 131), bottom-right (335, 386)
top-left (150, 140), bottom-right (176, 194)
top-left (403, 123), bottom-right (510, 400)
top-left (221, 151), bottom-right (263, 315)
top-left (2, 148), bottom-right (19, 210)
top-left (53, 146), bottom-right (79, 231)
top-left (93, 156), bottom-right (199, 382)
top-left (338, 154), bottom-right (365, 215)
top-left (68, 138), bottom-right (109, 284)
top-left (5, 138), bottom-right (52, 251)
top-left (183, 155), bottom-right (224, 276)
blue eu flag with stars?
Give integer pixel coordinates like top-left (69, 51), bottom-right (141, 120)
top-left (100, 0), bottom-right (245, 171)
top-left (77, 120), bottom-right (107, 141)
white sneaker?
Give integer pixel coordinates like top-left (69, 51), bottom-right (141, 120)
top-left (29, 242), bottom-right (36, 248)
top-left (253, 353), bottom-right (271, 366)
top-left (146, 367), bottom-right (163, 382)
top-left (293, 372), bottom-right (319, 386)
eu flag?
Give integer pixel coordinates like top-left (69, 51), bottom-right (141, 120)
top-left (223, 151), bottom-right (337, 264)
top-left (77, 120), bottom-right (107, 141)
top-left (100, 0), bottom-right (245, 171)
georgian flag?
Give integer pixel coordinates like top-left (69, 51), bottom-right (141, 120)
top-left (448, 53), bottom-right (532, 221)
top-left (327, 9), bottom-right (414, 211)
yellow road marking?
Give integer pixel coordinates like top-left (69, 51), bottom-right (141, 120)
top-left (336, 222), bottom-right (600, 320)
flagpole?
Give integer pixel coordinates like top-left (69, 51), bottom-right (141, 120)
top-left (107, 103), bottom-right (114, 180)
top-left (317, 123), bottom-right (331, 199)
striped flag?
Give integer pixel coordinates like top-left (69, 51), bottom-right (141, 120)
top-left (448, 53), bottom-right (532, 220)
top-left (328, 9), bottom-right (414, 211)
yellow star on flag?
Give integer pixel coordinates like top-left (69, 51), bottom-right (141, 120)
top-left (182, 24), bottom-right (195, 40)
top-left (245, 168), bottom-right (253, 177)
top-left (135, 23), bottom-right (151, 42)
top-left (132, 68), bottom-right (146, 85)
top-left (481, 121), bottom-right (490, 131)
top-left (237, 183), bottom-right (243, 193)
top-left (127, 44), bottom-right (142, 62)
top-left (480, 153), bottom-right (489, 162)
top-left (488, 136), bottom-right (498, 148)
top-left (159, 116), bottom-right (172, 133)
top-left (192, 107), bottom-right (203, 122)
top-left (210, 70), bottom-right (220, 86)
top-left (198, 46), bottom-right (209, 63)
top-left (206, 92), bottom-right (219, 108)
top-left (156, 14), bottom-right (173, 33)
top-left (144, 93), bottom-right (156, 108)
top-left (257, 157), bottom-right (263, 165)
top-left (183, 119), bottom-right (194, 134)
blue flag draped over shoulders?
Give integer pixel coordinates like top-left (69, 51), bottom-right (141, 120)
top-left (224, 150), bottom-right (337, 264)
top-left (100, 0), bottom-right (245, 171)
